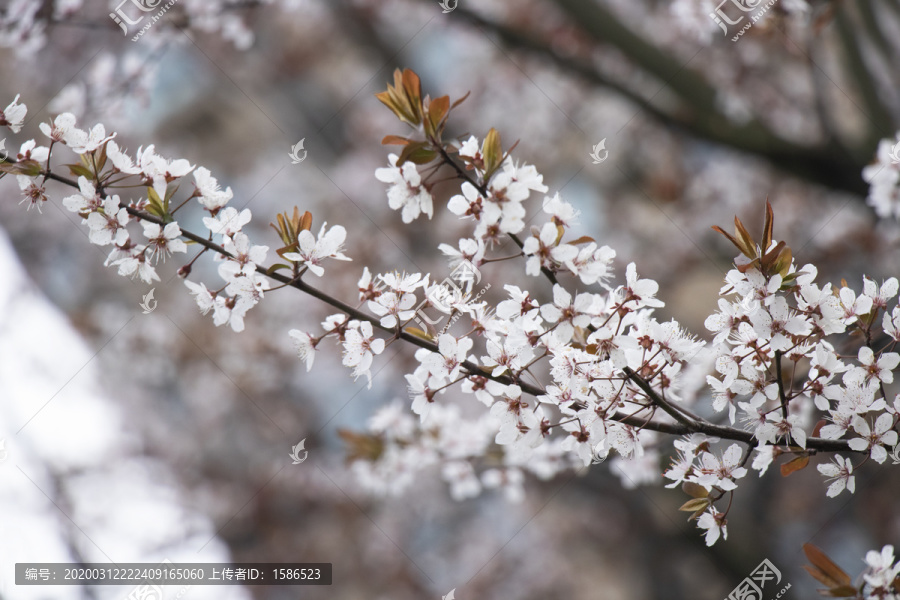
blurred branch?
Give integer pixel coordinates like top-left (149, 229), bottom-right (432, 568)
top-left (549, 0), bottom-right (719, 114)
top-left (447, 7), bottom-right (683, 136)
top-left (834, 3), bottom-right (894, 144)
top-left (806, 37), bottom-right (839, 145)
top-left (857, 0), bottom-right (897, 68)
top-left (443, 1), bottom-right (868, 195)
top-left (329, 0), bottom-right (399, 71)
top-left (882, 0), bottom-right (900, 23)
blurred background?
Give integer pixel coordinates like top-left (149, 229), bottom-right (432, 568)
top-left (1, 0), bottom-right (900, 598)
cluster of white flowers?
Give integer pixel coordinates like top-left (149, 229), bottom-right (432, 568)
top-left (7, 85), bottom-right (900, 558)
top-left (358, 136), bottom-right (721, 504)
top-left (706, 264), bottom-right (900, 459)
top-left (694, 243), bottom-right (900, 542)
top-left (4, 100), bottom-right (354, 333)
top-left (27, 113), bottom-right (192, 286)
top-left (446, 136), bottom-right (618, 286)
top-left (289, 312), bottom-right (385, 389)
top-left (348, 125), bottom-right (900, 548)
top-left (863, 133), bottom-right (900, 220)
top-left (185, 229), bottom-right (272, 333)
top-left (349, 400), bottom-right (560, 502)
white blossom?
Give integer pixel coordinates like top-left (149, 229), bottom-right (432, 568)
top-left (698, 507), bottom-right (727, 547)
top-left (1, 94), bottom-right (27, 133)
top-left (203, 207), bottom-right (252, 237)
top-left (375, 153), bottom-right (433, 223)
top-left (342, 320), bottom-right (385, 388)
top-left (106, 141), bottom-right (141, 174)
top-left (142, 221), bottom-right (187, 262)
top-left (193, 166), bottom-right (234, 210)
top-left (288, 329), bottom-right (318, 372)
top-left (39, 113), bottom-right (78, 143)
top-left (848, 414), bottom-right (898, 463)
top-left (283, 223), bottom-right (351, 277)
top-left (817, 454), bottom-right (855, 497)
top-left (522, 222), bottom-right (577, 277)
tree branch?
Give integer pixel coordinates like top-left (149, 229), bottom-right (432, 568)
top-left (775, 350), bottom-right (789, 419)
top-left (37, 165), bottom-right (857, 454)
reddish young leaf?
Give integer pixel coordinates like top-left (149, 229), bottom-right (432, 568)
top-left (299, 210), bottom-right (313, 232)
top-left (762, 200), bottom-right (774, 251)
top-left (802, 543), bottom-right (852, 588)
top-left (381, 135), bottom-right (411, 146)
top-left (450, 90), bottom-right (471, 110)
top-left (734, 216), bottom-right (757, 259)
top-left (567, 235), bottom-right (597, 246)
top-left (781, 454), bottom-right (810, 476)
top-left (812, 420), bottom-right (827, 438)
top-left (427, 95), bottom-right (450, 136)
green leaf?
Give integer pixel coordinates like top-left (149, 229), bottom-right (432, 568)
top-left (145, 186), bottom-right (166, 218)
top-left (404, 327), bottom-right (435, 342)
top-left (482, 127), bottom-right (503, 177)
top-left (682, 482), bottom-right (708, 499)
top-left (265, 263), bottom-right (293, 275)
top-left (94, 143), bottom-right (108, 174)
top-left (0, 159), bottom-right (42, 177)
top-left (396, 141), bottom-right (437, 166)
top-left (66, 163), bottom-right (94, 179)
top-left (678, 498), bottom-right (710, 513)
